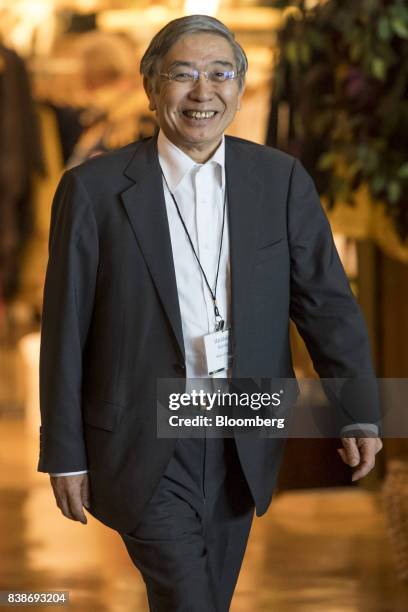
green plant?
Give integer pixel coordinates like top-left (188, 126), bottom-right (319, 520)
top-left (270, 0), bottom-right (408, 241)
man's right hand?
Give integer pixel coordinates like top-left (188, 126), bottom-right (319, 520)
top-left (50, 474), bottom-right (90, 524)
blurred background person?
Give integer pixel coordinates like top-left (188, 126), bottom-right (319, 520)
top-left (67, 30), bottom-right (156, 168)
top-left (0, 42), bottom-right (44, 338)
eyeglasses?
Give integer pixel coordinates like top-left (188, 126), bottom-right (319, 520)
top-left (159, 70), bottom-right (240, 84)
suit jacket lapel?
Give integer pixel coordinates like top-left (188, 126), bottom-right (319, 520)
top-left (120, 135), bottom-right (263, 366)
top-left (225, 138), bottom-right (264, 360)
top-left (121, 136), bottom-right (185, 360)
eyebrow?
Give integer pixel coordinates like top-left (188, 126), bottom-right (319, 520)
top-left (167, 60), bottom-right (235, 71)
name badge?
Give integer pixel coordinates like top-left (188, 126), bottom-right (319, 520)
top-left (203, 328), bottom-right (232, 376)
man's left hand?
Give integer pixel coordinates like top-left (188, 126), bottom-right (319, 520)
top-left (337, 437), bottom-right (383, 481)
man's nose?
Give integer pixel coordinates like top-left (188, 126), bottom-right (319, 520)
top-left (188, 75), bottom-right (214, 100)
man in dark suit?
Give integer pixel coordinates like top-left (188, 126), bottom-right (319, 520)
top-left (38, 14), bottom-right (382, 612)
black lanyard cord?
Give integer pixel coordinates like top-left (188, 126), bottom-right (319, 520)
top-left (161, 168), bottom-right (227, 331)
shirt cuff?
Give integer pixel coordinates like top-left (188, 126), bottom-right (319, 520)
top-left (49, 470), bottom-right (89, 476)
top-left (340, 423), bottom-right (379, 436)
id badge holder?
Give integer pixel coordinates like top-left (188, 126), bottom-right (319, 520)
top-left (203, 328), bottom-right (232, 376)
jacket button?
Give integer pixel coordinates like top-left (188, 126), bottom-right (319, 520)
top-left (173, 363), bottom-right (186, 374)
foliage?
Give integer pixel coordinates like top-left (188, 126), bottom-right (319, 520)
top-left (272, 0), bottom-right (408, 241)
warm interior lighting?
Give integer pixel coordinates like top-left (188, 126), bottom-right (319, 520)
top-left (75, 0), bottom-right (100, 11)
top-left (98, 7), bottom-right (171, 33)
top-left (98, 6), bottom-right (281, 35)
top-left (184, 0), bottom-right (221, 17)
top-left (305, 0), bottom-right (329, 7)
top-left (13, 0), bottom-right (52, 25)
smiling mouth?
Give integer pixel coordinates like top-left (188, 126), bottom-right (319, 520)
top-left (182, 110), bottom-right (218, 120)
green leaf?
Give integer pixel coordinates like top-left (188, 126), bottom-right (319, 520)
top-left (397, 163), bottom-right (408, 179)
top-left (308, 29), bottom-right (324, 50)
top-left (391, 18), bottom-right (408, 39)
top-left (357, 145), bottom-right (369, 161)
top-left (299, 41), bottom-right (311, 65)
top-left (317, 152), bottom-right (336, 170)
top-left (387, 181), bottom-right (402, 203)
top-left (332, 176), bottom-right (349, 198)
top-left (371, 57), bottom-right (387, 81)
top-left (286, 42), bottom-right (299, 65)
top-left (347, 160), bottom-right (362, 179)
top-left (361, 148), bottom-right (379, 173)
top-left (371, 175), bottom-right (386, 194)
top-left (350, 42), bottom-right (362, 62)
top-left (390, 4), bottom-right (408, 22)
top-left (378, 16), bottom-right (391, 41)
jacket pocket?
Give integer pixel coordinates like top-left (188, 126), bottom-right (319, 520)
top-left (254, 237), bottom-right (284, 265)
top-left (83, 399), bottom-right (124, 432)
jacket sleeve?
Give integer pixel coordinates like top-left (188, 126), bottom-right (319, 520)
top-left (38, 169), bottom-right (99, 473)
top-left (287, 159), bottom-right (381, 429)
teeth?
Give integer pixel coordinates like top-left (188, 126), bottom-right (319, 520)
top-left (184, 110), bottom-right (216, 119)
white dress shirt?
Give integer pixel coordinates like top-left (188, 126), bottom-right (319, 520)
top-left (158, 129), bottom-right (230, 379)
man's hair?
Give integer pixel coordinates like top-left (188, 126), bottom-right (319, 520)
top-left (140, 14), bottom-right (248, 89)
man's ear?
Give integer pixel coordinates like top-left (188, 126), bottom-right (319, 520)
top-left (143, 76), bottom-right (157, 111)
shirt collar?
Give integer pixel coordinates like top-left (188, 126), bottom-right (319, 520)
top-left (157, 128), bottom-right (225, 193)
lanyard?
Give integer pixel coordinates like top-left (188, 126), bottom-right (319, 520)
top-left (161, 168), bottom-right (227, 332)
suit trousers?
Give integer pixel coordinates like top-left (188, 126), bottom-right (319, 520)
top-left (119, 433), bottom-right (255, 612)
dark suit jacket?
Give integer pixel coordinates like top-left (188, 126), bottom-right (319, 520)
top-left (38, 134), bottom-right (377, 533)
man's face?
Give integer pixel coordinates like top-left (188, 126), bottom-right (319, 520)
top-left (144, 32), bottom-right (245, 161)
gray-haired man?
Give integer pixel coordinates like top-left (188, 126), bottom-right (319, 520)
top-left (39, 14), bottom-right (382, 612)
